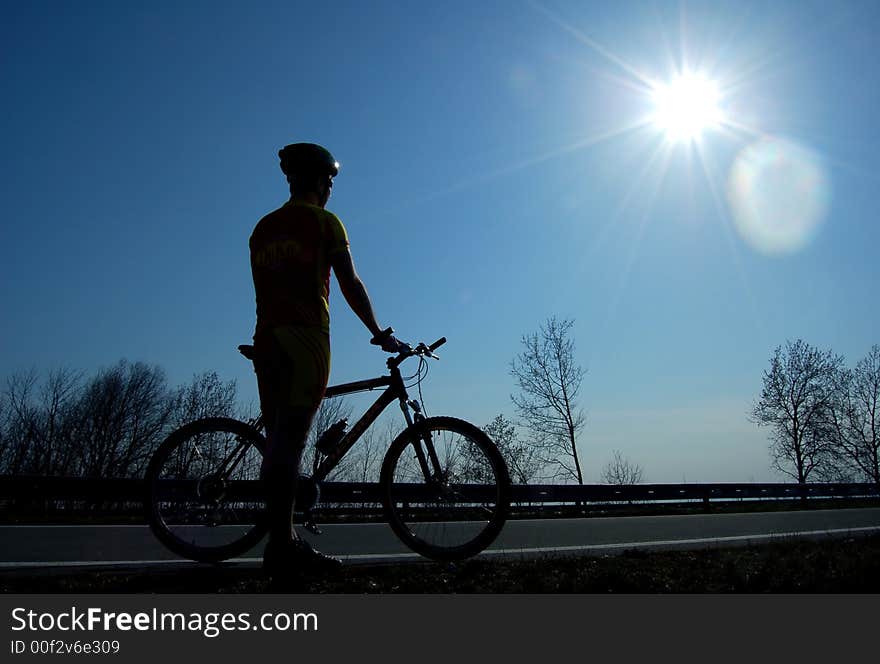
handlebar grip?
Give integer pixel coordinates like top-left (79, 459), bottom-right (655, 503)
top-left (428, 337), bottom-right (447, 352)
top-left (370, 327), bottom-right (395, 345)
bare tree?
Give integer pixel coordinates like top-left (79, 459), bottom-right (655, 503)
top-left (0, 369), bottom-right (83, 476)
top-left (829, 345), bottom-right (880, 484)
top-left (30, 368), bottom-right (83, 476)
top-left (0, 362), bottom-right (247, 480)
top-left (751, 339), bottom-right (844, 483)
top-left (510, 317), bottom-right (587, 484)
top-left (71, 361), bottom-right (175, 479)
top-left (0, 370), bottom-right (40, 474)
top-left (600, 449), bottom-right (644, 484)
top-left (482, 413), bottom-right (544, 483)
top-left (169, 371), bottom-right (238, 429)
top-left (0, 390), bottom-right (7, 473)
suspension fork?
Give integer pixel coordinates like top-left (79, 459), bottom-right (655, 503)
top-left (399, 398), bottom-right (443, 483)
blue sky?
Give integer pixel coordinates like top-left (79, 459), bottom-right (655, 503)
top-left (3, 0), bottom-right (879, 482)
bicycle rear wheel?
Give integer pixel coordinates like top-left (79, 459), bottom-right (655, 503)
top-left (145, 417), bottom-right (269, 563)
top-left (380, 416), bottom-right (510, 561)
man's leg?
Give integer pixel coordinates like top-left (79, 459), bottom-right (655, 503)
top-left (262, 407), bottom-right (315, 547)
top-left (262, 406), bottom-right (341, 574)
top-left (258, 326), bottom-right (340, 574)
top-left (255, 332), bottom-right (314, 549)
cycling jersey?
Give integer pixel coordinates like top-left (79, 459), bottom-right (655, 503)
top-left (250, 201), bottom-right (349, 412)
top-left (249, 201), bottom-right (349, 336)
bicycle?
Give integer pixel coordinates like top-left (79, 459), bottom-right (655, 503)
top-left (145, 336), bottom-right (511, 563)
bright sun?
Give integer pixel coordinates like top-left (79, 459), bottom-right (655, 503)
top-left (651, 74), bottom-right (723, 142)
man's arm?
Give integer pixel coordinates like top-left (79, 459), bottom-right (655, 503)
top-left (330, 248), bottom-right (384, 338)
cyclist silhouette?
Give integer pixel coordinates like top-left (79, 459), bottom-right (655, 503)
top-left (249, 142), bottom-right (404, 578)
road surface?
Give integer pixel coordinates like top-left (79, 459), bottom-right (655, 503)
top-left (1, 507), bottom-right (879, 568)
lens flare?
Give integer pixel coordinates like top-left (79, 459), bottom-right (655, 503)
top-left (726, 138), bottom-right (831, 255)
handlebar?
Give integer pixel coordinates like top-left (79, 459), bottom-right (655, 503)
top-left (239, 337), bottom-right (446, 371)
top-left (387, 336), bottom-right (446, 369)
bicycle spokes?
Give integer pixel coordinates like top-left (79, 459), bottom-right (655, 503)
top-left (384, 420), bottom-right (507, 557)
top-left (150, 421), bottom-right (266, 556)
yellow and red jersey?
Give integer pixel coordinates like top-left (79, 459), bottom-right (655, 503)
top-left (249, 200), bottom-right (349, 336)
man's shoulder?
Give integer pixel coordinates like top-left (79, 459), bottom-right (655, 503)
top-left (256, 203), bottom-right (291, 225)
top-left (250, 204), bottom-right (290, 243)
top-left (256, 202), bottom-right (342, 223)
top-left (295, 205), bottom-right (347, 237)
top-left (249, 203), bottom-right (346, 245)
top-left (305, 204), bottom-right (343, 225)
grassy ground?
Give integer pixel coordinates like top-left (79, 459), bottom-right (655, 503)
top-left (3, 533), bottom-right (879, 593)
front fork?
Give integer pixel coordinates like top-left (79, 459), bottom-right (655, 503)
top-left (303, 398), bottom-right (443, 536)
top-left (400, 398), bottom-right (443, 484)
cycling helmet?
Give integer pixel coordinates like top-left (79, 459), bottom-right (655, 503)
top-left (278, 143), bottom-right (339, 177)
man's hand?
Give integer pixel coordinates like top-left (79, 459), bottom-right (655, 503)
top-left (371, 327), bottom-right (409, 353)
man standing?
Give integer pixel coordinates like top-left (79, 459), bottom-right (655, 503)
top-left (249, 142), bottom-right (403, 577)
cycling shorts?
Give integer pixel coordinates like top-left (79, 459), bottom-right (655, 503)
top-left (254, 326), bottom-right (330, 418)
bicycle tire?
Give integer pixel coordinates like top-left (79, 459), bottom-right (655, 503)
top-left (145, 417), bottom-right (269, 563)
top-left (380, 416), bottom-right (510, 561)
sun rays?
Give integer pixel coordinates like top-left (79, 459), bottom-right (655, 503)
top-left (382, 2), bottom-right (832, 269)
top-left (524, 0), bottom-right (837, 264)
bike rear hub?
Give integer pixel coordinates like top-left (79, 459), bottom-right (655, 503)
top-left (197, 476), bottom-right (227, 503)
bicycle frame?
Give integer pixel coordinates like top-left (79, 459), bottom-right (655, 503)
top-left (230, 339), bottom-right (449, 497)
top-left (315, 376), bottom-right (398, 477)
top-left (314, 361), bottom-right (426, 482)
top-left (241, 355), bottom-right (435, 487)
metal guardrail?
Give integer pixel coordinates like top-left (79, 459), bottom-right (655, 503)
top-left (0, 475), bottom-right (878, 504)
top-left (0, 476), bottom-right (147, 500)
top-left (512, 482), bottom-right (880, 503)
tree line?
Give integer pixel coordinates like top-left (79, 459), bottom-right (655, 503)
top-left (0, 327), bottom-right (640, 487)
top-left (0, 359), bottom-right (506, 486)
top-left (14, 328), bottom-right (873, 488)
top-left (0, 361), bottom-right (240, 478)
top-left (752, 340), bottom-right (880, 484)
top-left (0, 314), bottom-right (656, 487)
top-left (498, 320), bottom-right (880, 487)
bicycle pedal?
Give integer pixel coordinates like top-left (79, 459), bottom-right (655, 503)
top-left (303, 520), bottom-right (323, 536)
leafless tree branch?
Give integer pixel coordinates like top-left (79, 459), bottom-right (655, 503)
top-left (510, 317), bottom-right (587, 484)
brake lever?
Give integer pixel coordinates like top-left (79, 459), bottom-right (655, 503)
top-left (415, 343), bottom-right (440, 360)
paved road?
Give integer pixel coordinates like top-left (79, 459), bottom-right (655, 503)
top-left (1, 507), bottom-right (879, 568)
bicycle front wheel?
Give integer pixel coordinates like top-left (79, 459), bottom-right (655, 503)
top-left (380, 416), bottom-right (510, 561)
top-left (145, 417), bottom-right (269, 563)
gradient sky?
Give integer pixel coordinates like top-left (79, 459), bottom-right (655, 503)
top-left (3, 0), bottom-right (879, 483)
